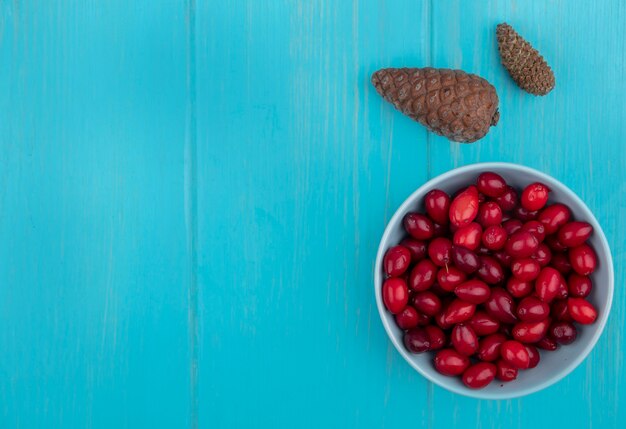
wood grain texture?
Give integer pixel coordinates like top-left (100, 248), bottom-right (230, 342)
top-left (1, 0), bottom-right (626, 427)
top-left (0, 1), bottom-right (191, 427)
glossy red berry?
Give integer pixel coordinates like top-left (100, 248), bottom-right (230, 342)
top-left (451, 246), bottom-right (481, 274)
top-left (484, 288), bottom-right (517, 324)
top-left (506, 277), bottom-right (534, 299)
top-left (477, 172), bottom-right (507, 197)
top-left (536, 336), bottom-right (558, 351)
top-left (513, 206), bottom-right (539, 221)
top-left (511, 258), bottom-right (541, 281)
top-left (477, 202), bottom-right (503, 227)
top-left (493, 250), bottom-right (513, 268)
top-left (443, 299), bottom-right (476, 325)
top-left (453, 222), bottom-right (482, 251)
top-left (449, 186), bottom-right (480, 227)
top-left (424, 189), bottom-right (451, 225)
top-left (412, 291), bottom-right (442, 316)
top-left (525, 345), bottom-right (540, 368)
top-left (496, 360), bottom-right (518, 382)
top-left (532, 243), bottom-right (552, 266)
top-left (432, 222), bottom-right (448, 238)
top-left (551, 300), bottom-right (572, 322)
top-left (520, 220), bottom-right (546, 242)
top-left (409, 259), bottom-right (437, 291)
top-left (382, 278), bottom-right (409, 314)
top-left (494, 186), bottom-right (518, 211)
top-left (521, 182), bottom-right (550, 211)
top-left (567, 298), bottom-right (598, 324)
top-left (404, 213), bottom-right (434, 240)
top-left (551, 253), bottom-right (572, 274)
top-left (482, 225), bottom-right (507, 250)
top-left (549, 321), bottom-right (577, 344)
top-left (500, 340), bottom-right (530, 369)
top-left (395, 306), bottom-right (420, 329)
top-left (469, 311), bottom-right (500, 336)
top-left (404, 328), bottom-right (431, 353)
top-left (477, 334), bottom-right (507, 362)
top-left (545, 234), bottom-right (567, 252)
top-left (425, 325), bottom-right (447, 350)
top-left (512, 318), bottom-right (551, 343)
top-left (569, 244), bottom-right (597, 275)
top-left (568, 274), bottom-right (592, 298)
top-left (454, 279), bottom-right (491, 304)
top-left (505, 231), bottom-right (540, 258)
top-left (400, 238), bottom-right (427, 262)
top-left (462, 363), bottom-right (496, 389)
top-left (516, 297), bottom-right (550, 322)
top-left (451, 324), bottom-right (479, 356)
top-left (437, 266), bottom-right (467, 292)
top-left (383, 245), bottom-right (411, 276)
top-left (428, 237), bottom-right (453, 267)
top-left (434, 349), bottom-right (470, 376)
top-left (502, 219), bottom-right (523, 235)
top-left (535, 267), bottom-right (564, 303)
top-left (538, 203), bottom-right (571, 234)
top-left (477, 256), bottom-right (505, 284)
top-left (558, 221), bottom-right (593, 247)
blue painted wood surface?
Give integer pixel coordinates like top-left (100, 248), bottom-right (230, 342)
top-left (1, 1), bottom-right (625, 427)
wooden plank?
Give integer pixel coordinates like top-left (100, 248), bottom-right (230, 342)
top-left (194, 0), bottom-right (434, 426)
top-left (428, 1), bottom-right (626, 427)
top-left (0, 1), bottom-right (191, 427)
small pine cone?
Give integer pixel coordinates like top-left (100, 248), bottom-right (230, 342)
top-left (371, 67), bottom-right (499, 143)
top-left (496, 23), bottom-right (555, 95)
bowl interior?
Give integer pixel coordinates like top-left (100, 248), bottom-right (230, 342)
top-left (375, 163), bottom-right (613, 399)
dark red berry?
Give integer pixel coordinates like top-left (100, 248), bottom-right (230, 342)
top-left (558, 222), bottom-right (593, 247)
top-left (569, 244), bottom-right (597, 276)
top-left (462, 363), bottom-right (496, 389)
top-left (395, 306), bottom-right (420, 329)
top-left (505, 231), bottom-right (539, 258)
top-left (383, 245), bottom-right (411, 276)
top-left (428, 237), bottom-right (453, 267)
top-left (424, 189), bottom-right (451, 225)
top-left (404, 328), bottom-right (431, 353)
top-left (549, 321), bottom-right (577, 344)
top-left (477, 202), bottom-right (503, 227)
top-left (434, 349), bottom-right (470, 376)
top-left (538, 204), bottom-right (571, 234)
top-left (494, 186), bottom-right (518, 211)
top-left (482, 225), bottom-right (507, 250)
top-left (412, 291), bottom-right (442, 316)
top-left (521, 182), bottom-right (550, 211)
top-left (453, 222), bottom-right (482, 251)
top-left (568, 274), bottom-right (592, 298)
top-left (382, 278), bottom-right (409, 314)
top-left (404, 213), bottom-right (434, 240)
top-left (496, 360), bottom-right (518, 382)
top-left (409, 259), bottom-right (437, 291)
top-left (477, 172), bottom-right (507, 197)
top-left (451, 324), bottom-right (479, 356)
top-left (400, 238), bottom-right (427, 262)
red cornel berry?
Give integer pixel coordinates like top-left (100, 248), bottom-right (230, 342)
top-left (382, 172), bottom-right (600, 389)
top-left (449, 186), bottom-right (480, 227)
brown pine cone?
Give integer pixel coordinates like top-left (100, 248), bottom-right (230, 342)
top-left (371, 67), bottom-right (499, 143)
top-left (496, 23), bottom-right (555, 95)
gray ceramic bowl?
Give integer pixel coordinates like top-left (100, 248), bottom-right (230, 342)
top-left (374, 162), bottom-right (613, 399)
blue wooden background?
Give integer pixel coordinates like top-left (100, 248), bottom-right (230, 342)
top-left (1, 0), bottom-right (625, 427)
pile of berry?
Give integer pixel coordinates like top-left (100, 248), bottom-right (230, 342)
top-left (382, 172), bottom-right (598, 389)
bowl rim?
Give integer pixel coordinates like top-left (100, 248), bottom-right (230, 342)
top-left (374, 162), bottom-right (614, 399)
